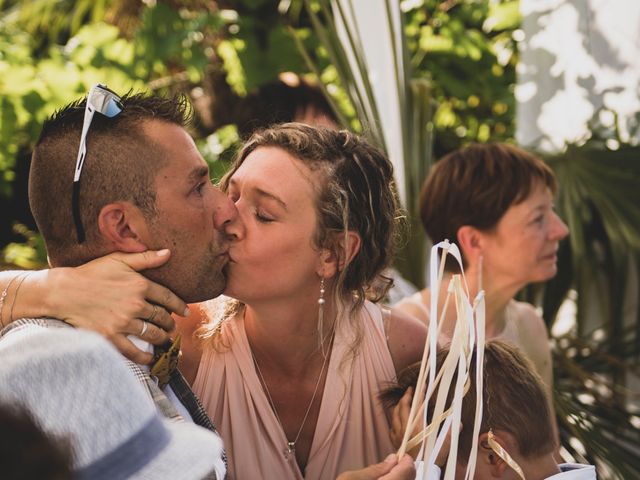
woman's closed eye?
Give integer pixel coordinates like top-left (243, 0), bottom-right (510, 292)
top-left (255, 209), bottom-right (275, 223)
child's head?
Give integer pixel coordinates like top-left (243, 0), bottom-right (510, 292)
top-left (380, 340), bottom-right (556, 478)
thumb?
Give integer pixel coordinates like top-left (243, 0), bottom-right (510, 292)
top-left (110, 249), bottom-right (172, 271)
top-left (358, 455), bottom-right (398, 479)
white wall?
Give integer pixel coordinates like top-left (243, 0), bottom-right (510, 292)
top-left (517, 0), bottom-right (640, 152)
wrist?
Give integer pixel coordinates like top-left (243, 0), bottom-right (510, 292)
top-left (42, 268), bottom-right (73, 320)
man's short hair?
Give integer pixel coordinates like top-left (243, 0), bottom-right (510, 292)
top-left (380, 340), bottom-right (556, 463)
top-left (419, 143), bottom-right (557, 271)
top-left (29, 91), bottom-right (192, 267)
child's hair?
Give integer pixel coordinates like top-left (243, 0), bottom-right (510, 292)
top-left (379, 340), bottom-right (556, 464)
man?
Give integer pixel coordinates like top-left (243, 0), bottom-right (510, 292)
top-left (1, 85), bottom-right (233, 477)
top-left (1, 84), bottom-right (413, 480)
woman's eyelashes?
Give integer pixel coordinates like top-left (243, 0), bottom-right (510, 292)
top-left (226, 187), bottom-right (276, 223)
top-left (255, 208), bottom-right (275, 223)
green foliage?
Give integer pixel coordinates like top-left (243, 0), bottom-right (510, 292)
top-left (135, 3), bottom-right (225, 84)
top-left (2, 224), bottom-right (47, 269)
top-left (1, 3), bottom-right (639, 476)
top-left (405, 0), bottom-right (519, 155)
top-left (197, 124), bottom-right (241, 181)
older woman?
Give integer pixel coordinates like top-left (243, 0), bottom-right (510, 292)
top-left (395, 142), bottom-right (569, 449)
top-left (1, 124), bottom-right (425, 479)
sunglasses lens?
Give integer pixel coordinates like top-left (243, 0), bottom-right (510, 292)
top-left (88, 85), bottom-right (123, 118)
top-left (104, 98), bottom-right (123, 118)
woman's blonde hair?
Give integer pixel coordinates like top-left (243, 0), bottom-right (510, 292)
top-left (200, 123), bottom-right (402, 352)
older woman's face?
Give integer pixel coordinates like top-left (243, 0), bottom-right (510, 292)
top-left (223, 147), bottom-right (325, 305)
top-left (480, 181), bottom-right (569, 288)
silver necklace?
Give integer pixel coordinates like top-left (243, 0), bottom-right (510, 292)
top-left (250, 343), bottom-right (331, 460)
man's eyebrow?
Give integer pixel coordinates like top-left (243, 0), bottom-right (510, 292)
top-left (228, 178), bottom-right (288, 211)
top-left (188, 166), bottom-right (210, 182)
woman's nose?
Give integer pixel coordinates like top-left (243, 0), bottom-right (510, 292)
top-left (211, 187), bottom-right (238, 230)
top-left (220, 198), bottom-right (245, 241)
top-left (550, 212), bottom-right (569, 241)
top-left (223, 214), bottom-right (245, 242)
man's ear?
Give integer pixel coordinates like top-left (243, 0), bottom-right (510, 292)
top-left (98, 203), bottom-right (150, 253)
top-left (317, 231), bottom-right (361, 278)
top-left (478, 432), bottom-right (510, 478)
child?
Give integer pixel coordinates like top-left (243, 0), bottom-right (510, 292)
top-left (380, 340), bottom-right (595, 479)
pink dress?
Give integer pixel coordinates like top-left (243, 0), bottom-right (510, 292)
top-left (193, 300), bottom-right (396, 479)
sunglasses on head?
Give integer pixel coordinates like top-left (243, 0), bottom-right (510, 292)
top-left (72, 83), bottom-right (123, 243)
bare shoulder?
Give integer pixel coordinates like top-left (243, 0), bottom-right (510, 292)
top-left (508, 300), bottom-right (552, 381)
top-left (393, 289), bottom-right (430, 325)
top-left (510, 300), bottom-right (549, 340)
top-left (385, 307), bottom-right (427, 374)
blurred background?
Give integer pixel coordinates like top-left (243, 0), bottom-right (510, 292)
top-left (0, 1), bottom-right (638, 477)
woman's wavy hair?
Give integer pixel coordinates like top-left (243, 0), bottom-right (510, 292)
top-left (220, 123), bottom-right (401, 312)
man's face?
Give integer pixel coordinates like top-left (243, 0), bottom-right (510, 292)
top-left (140, 121), bottom-right (237, 303)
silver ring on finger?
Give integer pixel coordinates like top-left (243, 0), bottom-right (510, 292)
top-left (147, 304), bottom-right (158, 323)
top-left (140, 320), bottom-right (149, 336)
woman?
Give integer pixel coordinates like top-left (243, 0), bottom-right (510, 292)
top-left (395, 142), bottom-right (569, 449)
top-left (1, 124), bottom-right (426, 479)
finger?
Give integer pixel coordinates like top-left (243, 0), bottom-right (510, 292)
top-left (109, 249), bottom-right (172, 272)
top-left (145, 282), bottom-right (188, 319)
top-left (337, 455), bottom-right (397, 480)
top-left (110, 335), bottom-right (154, 364)
top-left (145, 304), bottom-right (176, 333)
top-left (380, 454), bottom-right (415, 480)
top-left (134, 318), bottom-right (170, 345)
top-left (123, 318), bottom-right (170, 346)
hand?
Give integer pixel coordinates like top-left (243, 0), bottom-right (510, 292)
top-left (392, 387), bottom-right (455, 468)
top-left (336, 454), bottom-right (415, 480)
top-left (49, 250), bottom-right (188, 364)
top-left (390, 387), bottom-right (414, 450)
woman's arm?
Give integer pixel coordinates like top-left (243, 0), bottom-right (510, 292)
top-left (0, 250), bottom-right (188, 364)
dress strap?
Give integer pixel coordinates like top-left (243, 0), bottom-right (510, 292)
top-left (381, 305), bottom-right (392, 342)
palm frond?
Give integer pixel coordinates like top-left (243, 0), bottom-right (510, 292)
top-left (554, 324), bottom-right (640, 478)
top-left (296, 0), bottom-right (435, 287)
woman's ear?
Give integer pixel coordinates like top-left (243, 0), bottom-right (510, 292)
top-left (98, 203), bottom-right (149, 253)
top-left (457, 225), bottom-right (484, 266)
top-left (317, 231), bottom-right (362, 278)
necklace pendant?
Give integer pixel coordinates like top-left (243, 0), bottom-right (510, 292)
top-left (285, 441), bottom-right (296, 458)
